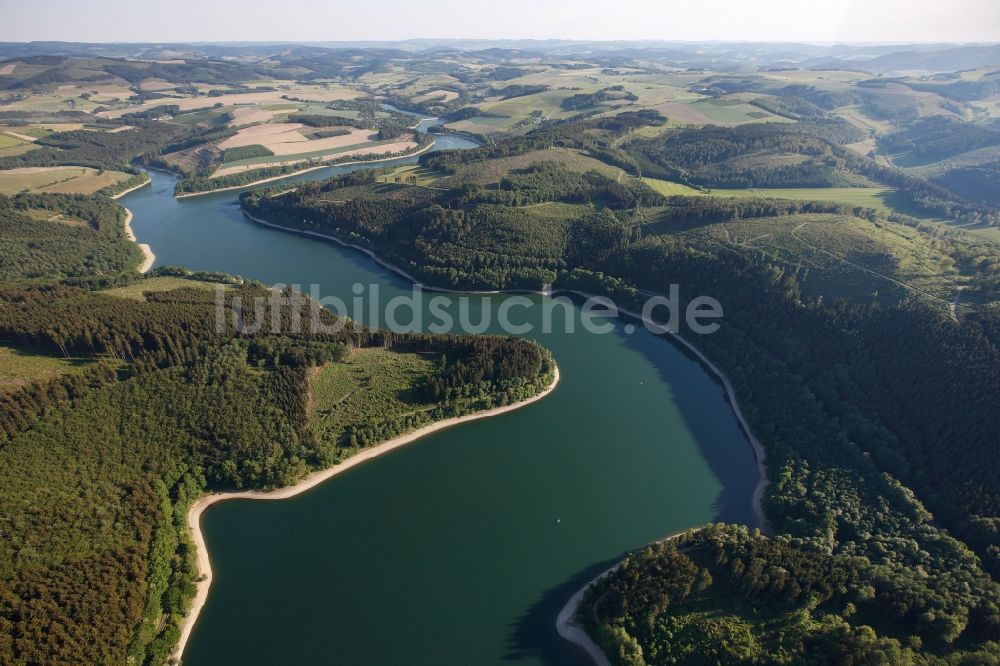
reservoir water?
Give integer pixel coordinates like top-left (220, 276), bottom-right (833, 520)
top-left (121, 132), bottom-right (759, 664)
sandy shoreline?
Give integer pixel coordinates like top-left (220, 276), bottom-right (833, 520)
top-left (174, 140), bottom-right (436, 199)
top-left (121, 207), bottom-right (155, 273)
top-left (110, 175), bottom-right (151, 200)
top-left (172, 366), bottom-right (560, 662)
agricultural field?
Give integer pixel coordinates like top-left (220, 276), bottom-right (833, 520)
top-left (219, 123), bottom-right (375, 156)
top-left (0, 166), bottom-right (132, 194)
top-left (0, 132), bottom-right (39, 158)
top-left (674, 96), bottom-right (794, 125)
top-left (211, 137), bottom-right (417, 177)
top-left (412, 89), bottom-right (460, 104)
top-left (95, 82), bottom-right (363, 119)
top-left (444, 115), bottom-right (514, 135)
top-left (478, 89), bottom-right (585, 125)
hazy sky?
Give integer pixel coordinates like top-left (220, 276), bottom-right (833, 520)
top-left (1, 0), bottom-right (998, 43)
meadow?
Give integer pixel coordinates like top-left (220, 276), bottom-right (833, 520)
top-left (103, 276), bottom-right (224, 301)
top-left (709, 186), bottom-right (895, 209)
top-left (307, 347), bottom-right (438, 449)
top-left (0, 343), bottom-right (104, 394)
top-left (0, 166), bottom-right (132, 194)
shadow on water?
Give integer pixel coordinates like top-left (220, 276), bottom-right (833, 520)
top-left (625, 329), bottom-right (759, 527)
top-left (566, 294), bottom-right (759, 530)
top-left (504, 557), bottom-right (623, 665)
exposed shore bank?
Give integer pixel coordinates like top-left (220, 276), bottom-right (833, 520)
top-left (121, 207), bottom-right (155, 273)
top-left (110, 175), bottom-right (151, 200)
top-left (174, 141), bottom-right (436, 199)
top-left (171, 366), bottom-right (560, 662)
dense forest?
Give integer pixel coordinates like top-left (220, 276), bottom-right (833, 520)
top-left (0, 120), bottom-right (185, 171)
top-left (582, 525), bottom-right (1000, 664)
top-left (0, 192), bottom-right (142, 281)
top-left (244, 116), bottom-right (1000, 662)
top-left (879, 115), bottom-right (1000, 163)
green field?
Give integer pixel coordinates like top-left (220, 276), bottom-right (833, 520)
top-left (641, 177), bottom-right (704, 196)
top-left (0, 167), bottom-right (132, 194)
top-left (308, 347), bottom-right (437, 448)
top-left (0, 343), bottom-right (103, 394)
top-left (681, 97), bottom-right (795, 125)
top-left (375, 165), bottom-right (442, 186)
top-left (0, 133), bottom-right (28, 149)
top-left (710, 186), bottom-right (895, 209)
top-left (707, 186), bottom-right (1000, 244)
top-left (103, 276), bottom-right (224, 300)
top-left (0, 142), bottom-right (38, 158)
top-left (479, 90), bottom-right (585, 125)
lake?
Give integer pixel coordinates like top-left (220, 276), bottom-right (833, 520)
top-left (122, 133), bottom-right (759, 665)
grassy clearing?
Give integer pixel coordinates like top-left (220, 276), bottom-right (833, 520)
top-left (375, 165), bottom-right (442, 186)
top-left (0, 343), bottom-right (102, 394)
top-left (103, 276), bottom-right (223, 301)
top-left (642, 177), bottom-right (704, 197)
top-left (434, 147), bottom-right (623, 188)
top-left (479, 90), bottom-right (583, 125)
top-left (0, 133), bottom-right (28, 149)
top-left (680, 97), bottom-right (794, 125)
top-left (709, 186), bottom-right (1000, 245)
top-left (0, 167), bottom-right (132, 195)
top-left (710, 186), bottom-right (895, 209)
top-left (18, 207), bottom-right (87, 226)
top-left (308, 347), bottom-right (437, 446)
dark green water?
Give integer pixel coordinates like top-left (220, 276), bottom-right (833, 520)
top-left (123, 145), bottom-right (759, 664)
